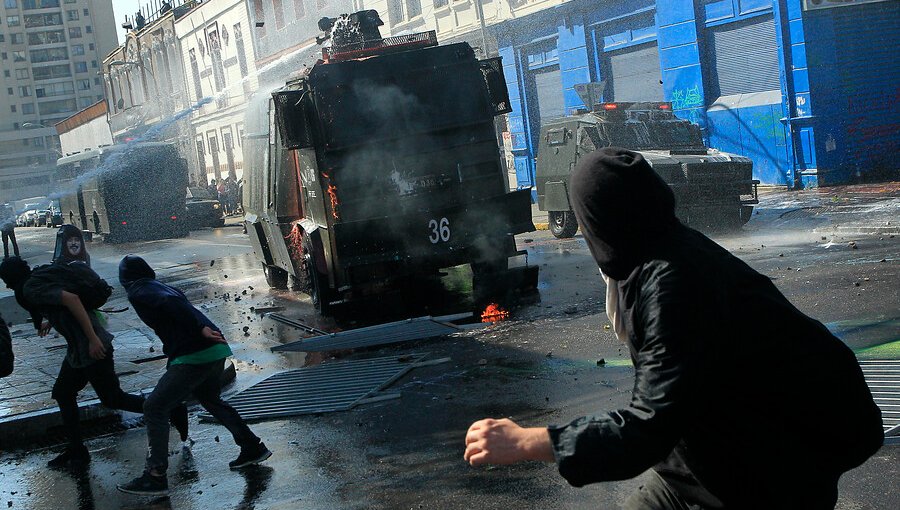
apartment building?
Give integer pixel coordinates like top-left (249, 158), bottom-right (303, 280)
top-left (0, 0), bottom-right (116, 203)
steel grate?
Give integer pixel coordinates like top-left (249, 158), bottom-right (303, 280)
top-left (200, 353), bottom-right (427, 422)
top-left (271, 316), bottom-right (462, 353)
top-left (859, 360), bottom-right (900, 436)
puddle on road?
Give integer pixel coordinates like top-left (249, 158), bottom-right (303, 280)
top-left (826, 318), bottom-right (900, 355)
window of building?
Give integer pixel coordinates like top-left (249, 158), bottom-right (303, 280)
top-left (24, 13), bottom-right (63, 28)
top-left (65, 0), bottom-right (75, 3)
top-left (32, 64), bottom-right (71, 81)
top-left (66, 10), bottom-right (79, 21)
top-left (22, 103), bottom-right (35, 115)
top-left (30, 47), bottom-right (68, 63)
top-left (434, 0), bottom-right (448, 7)
top-left (273, 0), bottom-right (285, 29)
top-left (91, 60), bottom-right (96, 68)
top-left (3, 71), bottom-right (9, 78)
top-left (387, 0), bottom-right (421, 25)
top-left (11, 33), bottom-right (24, 44)
top-left (7, 16), bottom-right (20, 27)
top-left (23, 0), bottom-right (61, 8)
top-left (0, 35), bottom-right (5, 43)
top-left (1, 53), bottom-right (6, 60)
top-left (15, 68), bottom-right (28, 79)
top-left (10, 105), bottom-right (16, 113)
top-left (71, 44), bottom-right (84, 56)
top-left (31, 136), bottom-right (43, 146)
top-left (74, 61), bottom-right (87, 73)
top-left (36, 81), bottom-right (74, 96)
top-left (78, 97), bottom-right (92, 108)
top-left (28, 29), bottom-right (66, 45)
top-left (252, 0), bottom-right (265, 36)
top-left (406, 0), bottom-right (421, 18)
top-left (4, 1), bottom-right (17, 9)
top-left (83, 8), bottom-right (88, 16)
top-left (6, 88), bottom-right (12, 95)
top-left (93, 77), bottom-right (99, 85)
top-left (77, 79), bottom-right (90, 90)
top-left (85, 25), bottom-right (91, 33)
top-left (38, 98), bottom-right (76, 115)
top-left (68, 26), bottom-right (82, 38)
top-left (13, 51), bottom-right (26, 62)
top-left (88, 43), bottom-right (94, 50)
top-left (292, 0), bottom-right (305, 18)
top-left (19, 86), bottom-right (31, 96)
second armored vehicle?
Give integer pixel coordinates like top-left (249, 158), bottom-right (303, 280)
top-left (536, 95), bottom-right (759, 238)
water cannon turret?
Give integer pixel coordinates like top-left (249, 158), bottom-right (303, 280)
top-left (315, 10), bottom-right (384, 50)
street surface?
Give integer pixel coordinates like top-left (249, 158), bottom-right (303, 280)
top-left (0, 186), bottom-right (898, 509)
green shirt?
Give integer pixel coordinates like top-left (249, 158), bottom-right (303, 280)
top-left (170, 343), bottom-right (233, 365)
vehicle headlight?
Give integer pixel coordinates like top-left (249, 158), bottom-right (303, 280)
top-left (213, 204), bottom-right (220, 209)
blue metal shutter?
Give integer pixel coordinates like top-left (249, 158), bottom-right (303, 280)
top-left (608, 42), bottom-right (664, 101)
top-left (533, 66), bottom-right (565, 121)
top-left (709, 15), bottom-right (780, 96)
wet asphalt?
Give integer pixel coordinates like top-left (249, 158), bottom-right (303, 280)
top-left (0, 187), bottom-right (898, 509)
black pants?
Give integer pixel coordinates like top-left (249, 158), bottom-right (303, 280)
top-left (144, 358), bottom-right (258, 473)
top-left (2, 229), bottom-right (18, 258)
top-left (51, 356), bottom-right (146, 448)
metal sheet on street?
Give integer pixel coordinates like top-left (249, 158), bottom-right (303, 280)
top-left (271, 316), bottom-right (463, 353)
top-left (200, 353), bottom-right (427, 422)
top-left (860, 359), bottom-right (900, 436)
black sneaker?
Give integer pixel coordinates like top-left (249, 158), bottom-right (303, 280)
top-left (117, 471), bottom-right (169, 496)
top-left (47, 445), bottom-right (90, 469)
top-left (169, 404), bottom-right (189, 442)
top-left (228, 442), bottom-right (272, 470)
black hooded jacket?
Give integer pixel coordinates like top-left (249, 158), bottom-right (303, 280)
top-left (549, 148), bottom-right (883, 508)
top-left (119, 255), bottom-right (222, 361)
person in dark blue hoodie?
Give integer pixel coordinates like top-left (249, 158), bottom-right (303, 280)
top-left (116, 255), bottom-right (271, 497)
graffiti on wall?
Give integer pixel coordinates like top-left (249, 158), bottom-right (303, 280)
top-left (671, 86), bottom-right (703, 111)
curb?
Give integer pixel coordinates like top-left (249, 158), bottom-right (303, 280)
top-left (0, 359), bottom-right (236, 448)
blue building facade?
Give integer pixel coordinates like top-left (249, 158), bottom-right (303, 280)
top-left (496, 0), bottom-right (899, 190)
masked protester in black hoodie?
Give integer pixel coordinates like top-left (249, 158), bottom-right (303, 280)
top-left (464, 148), bottom-right (883, 509)
top-left (116, 255), bottom-right (271, 497)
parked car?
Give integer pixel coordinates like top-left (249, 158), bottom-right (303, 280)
top-left (18, 210), bottom-right (38, 227)
top-left (35, 210), bottom-right (50, 227)
top-left (185, 187), bottom-right (225, 228)
top-left (45, 209), bottom-right (63, 227)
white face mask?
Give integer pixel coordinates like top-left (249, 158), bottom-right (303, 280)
top-left (600, 269), bottom-right (628, 343)
top-left (66, 238), bottom-right (83, 256)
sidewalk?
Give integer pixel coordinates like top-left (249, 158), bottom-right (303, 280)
top-left (0, 324), bottom-right (235, 446)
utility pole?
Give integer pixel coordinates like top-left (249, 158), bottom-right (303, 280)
top-left (473, 0), bottom-right (489, 57)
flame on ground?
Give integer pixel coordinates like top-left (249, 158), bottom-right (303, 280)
top-left (481, 303), bottom-right (509, 323)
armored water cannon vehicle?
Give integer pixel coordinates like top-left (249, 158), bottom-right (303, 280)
top-left (243, 12), bottom-right (537, 313)
top-left (536, 85), bottom-right (759, 238)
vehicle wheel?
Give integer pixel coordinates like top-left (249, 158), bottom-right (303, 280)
top-left (740, 205), bottom-right (754, 225)
top-left (262, 263), bottom-right (288, 289)
top-left (548, 210), bottom-right (578, 238)
top-left (301, 235), bottom-right (332, 313)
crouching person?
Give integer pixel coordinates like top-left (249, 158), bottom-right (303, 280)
top-left (116, 255), bottom-right (271, 496)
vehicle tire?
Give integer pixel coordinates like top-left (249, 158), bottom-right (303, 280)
top-left (548, 210), bottom-right (578, 238)
top-left (262, 263), bottom-right (288, 289)
top-left (301, 234), bottom-right (332, 314)
top-left (740, 205), bottom-right (754, 225)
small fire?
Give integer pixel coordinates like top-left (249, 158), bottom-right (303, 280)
top-left (284, 221), bottom-right (304, 260)
top-left (481, 303), bottom-right (509, 323)
top-left (321, 171), bottom-right (340, 220)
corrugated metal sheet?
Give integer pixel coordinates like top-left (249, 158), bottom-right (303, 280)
top-left (272, 316), bottom-right (462, 353)
top-left (709, 15), bottom-right (780, 96)
top-left (860, 360), bottom-right (900, 436)
top-left (201, 353), bottom-right (427, 422)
